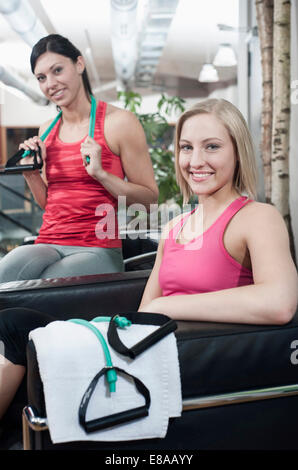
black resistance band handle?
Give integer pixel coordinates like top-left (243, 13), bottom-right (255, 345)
top-left (79, 366), bottom-right (151, 433)
top-left (108, 314), bottom-right (177, 360)
top-left (3, 146), bottom-right (43, 174)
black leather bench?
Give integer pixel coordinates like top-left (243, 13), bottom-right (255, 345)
top-left (0, 270), bottom-right (296, 450)
top-left (0, 229), bottom-right (298, 450)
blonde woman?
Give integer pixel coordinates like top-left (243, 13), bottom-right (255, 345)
top-left (139, 99), bottom-right (298, 324)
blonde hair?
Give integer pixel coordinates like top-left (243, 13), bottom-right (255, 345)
top-left (174, 98), bottom-right (258, 204)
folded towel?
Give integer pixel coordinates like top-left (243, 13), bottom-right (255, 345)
top-left (29, 319), bottom-right (182, 444)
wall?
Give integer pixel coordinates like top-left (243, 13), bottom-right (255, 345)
top-left (0, 86), bottom-right (55, 128)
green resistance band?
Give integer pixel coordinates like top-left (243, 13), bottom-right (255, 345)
top-left (22, 95), bottom-right (97, 164)
top-left (68, 315), bottom-right (131, 393)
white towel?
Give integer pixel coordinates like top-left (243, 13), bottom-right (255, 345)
top-left (29, 319), bottom-right (182, 444)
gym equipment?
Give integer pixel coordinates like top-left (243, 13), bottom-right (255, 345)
top-left (0, 95), bottom-right (97, 174)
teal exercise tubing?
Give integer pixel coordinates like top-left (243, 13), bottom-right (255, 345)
top-left (65, 313), bottom-right (176, 433)
top-left (68, 315), bottom-right (132, 393)
top-left (22, 94), bottom-right (97, 163)
top-left (68, 314), bottom-right (152, 434)
top-left (1, 95), bottom-right (96, 173)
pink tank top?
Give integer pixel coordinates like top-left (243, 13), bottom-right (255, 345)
top-left (159, 196), bottom-right (254, 296)
top-left (35, 101), bottom-right (124, 248)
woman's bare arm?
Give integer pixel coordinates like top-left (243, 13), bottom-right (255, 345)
top-left (138, 214), bottom-right (185, 311)
top-left (21, 121), bottom-right (51, 210)
top-left (139, 203), bottom-right (298, 325)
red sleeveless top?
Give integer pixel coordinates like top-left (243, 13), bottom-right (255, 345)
top-left (35, 101), bottom-right (124, 247)
top-left (159, 196), bottom-right (254, 296)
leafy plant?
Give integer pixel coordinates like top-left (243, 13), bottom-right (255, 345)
top-left (157, 93), bottom-right (186, 116)
top-left (118, 91), bottom-right (186, 205)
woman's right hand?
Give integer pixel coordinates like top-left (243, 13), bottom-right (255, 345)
top-left (18, 136), bottom-right (47, 174)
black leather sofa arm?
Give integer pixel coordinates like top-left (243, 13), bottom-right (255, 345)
top-left (0, 270), bottom-right (151, 319)
top-left (1, 267), bottom-right (298, 449)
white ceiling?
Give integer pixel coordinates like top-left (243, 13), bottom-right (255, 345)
top-left (0, 0), bottom-right (240, 103)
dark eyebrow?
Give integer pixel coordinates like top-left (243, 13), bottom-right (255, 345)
top-left (35, 63), bottom-right (62, 76)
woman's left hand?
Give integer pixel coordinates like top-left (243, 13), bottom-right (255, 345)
top-left (80, 136), bottom-right (106, 179)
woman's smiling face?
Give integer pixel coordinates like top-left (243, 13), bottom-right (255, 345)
top-left (178, 112), bottom-right (238, 198)
top-left (34, 51), bottom-right (84, 106)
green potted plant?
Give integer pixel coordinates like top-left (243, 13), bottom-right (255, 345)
top-left (118, 91), bottom-right (186, 207)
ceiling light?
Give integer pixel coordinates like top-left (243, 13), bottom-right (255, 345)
top-left (110, 0), bottom-right (138, 84)
top-left (213, 43), bottom-right (237, 67)
top-left (0, 65), bottom-right (48, 105)
top-left (0, 0), bottom-right (47, 47)
top-left (198, 64), bottom-right (219, 83)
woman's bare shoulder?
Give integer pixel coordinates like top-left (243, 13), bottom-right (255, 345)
top-left (105, 103), bottom-right (135, 121)
top-left (240, 200), bottom-right (285, 221)
top-left (237, 199), bottom-right (288, 238)
top-left (105, 102), bottom-right (120, 115)
top-left (105, 104), bottom-right (144, 133)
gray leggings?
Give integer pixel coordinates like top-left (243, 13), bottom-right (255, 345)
top-left (0, 243), bottom-right (124, 283)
